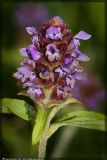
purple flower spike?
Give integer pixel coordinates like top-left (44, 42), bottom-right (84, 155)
top-left (74, 31), bottom-right (91, 40)
top-left (27, 45), bottom-right (41, 61)
top-left (13, 16), bottom-right (91, 103)
top-left (46, 26), bottom-right (62, 40)
top-left (26, 27), bottom-right (37, 35)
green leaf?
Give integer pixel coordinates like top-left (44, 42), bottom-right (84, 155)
top-left (32, 106), bottom-right (49, 145)
top-left (48, 98), bottom-right (81, 123)
top-left (1, 98), bottom-right (36, 121)
top-left (48, 111), bottom-right (105, 138)
top-left (2, 104), bottom-right (11, 113)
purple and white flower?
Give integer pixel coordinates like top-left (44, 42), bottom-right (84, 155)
top-left (20, 44), bottom-right (41, 61)
top-left (45, 44), bottom-right (60, 62)
top-left (46, 26), bottom-right (62, 40)
top-left (73, 31), bottom-right (91, 48)
top-left (14, 67), bottom-right (36, 83)
top-left (14, 16), bottom-right (91, 103)
top-left (55, 67), bottom-right (66, 78)
top-left (27, 86), bottom-right (43, 99)
top-left (72, 49), bottom-right (90, 61)
top-left (26, 27), bottom-right (37, 35)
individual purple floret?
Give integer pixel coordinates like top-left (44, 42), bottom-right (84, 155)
top-left (46, 26), bottom-right (62, 40)
top-left (20, 45), bottom-right (41, 61)
top-left (14, 67), bottom-right (36, 83)
top-left (26, 27), bottom-right (37, 35)
top-left (68, 31), bottom-right (91, 49)
top-left (74, 31), bottom-right (91, 40)
top-left (71, 49), bottom-right (90, 61)
top-left (45, 43), bottom-right (60, 62)
top-left (27, 86), bottom-right (43, 100)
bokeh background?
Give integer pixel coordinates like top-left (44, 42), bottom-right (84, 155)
top-left (2, 2), bottom-right (105, 158)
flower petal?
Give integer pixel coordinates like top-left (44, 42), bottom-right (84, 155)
top-left (46, 26), bottom-right (62, 40)
top-left (72, 51), bottom-right (78, 57)
top-left (70, 73), bottom-right (83, 80)
top-left (73, 39), bottom-right (80, 48)
top-left (19, 48), bottom-right (28, 57)
top-left (55, 67), bottom-right (66, 77)
top-left (64, 56), bottom-right (72, 65)
top-left (62, 66), bottom-right (71, 73)
top-left (21, 59), bottom-right (35, 68)
top-left (31, 35), bottom-right (38, 44)
top-left (77, 53), bottom-right (90, 61)
top-left (27, 45), bottom-right (41, 61)
top-left (13, 72), bottom-right (22, 79)
top-left (27, 86), bottom-right (43, 100)
top-left (74, 31), bottom-right (91, 40)
top-left (26, 27), bottom-right (37, 35)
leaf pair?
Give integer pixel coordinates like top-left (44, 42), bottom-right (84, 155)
top-left (1, 98), bottom-right (106, 147)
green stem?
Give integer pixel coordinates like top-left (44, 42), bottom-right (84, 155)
top-left (38, 109), bottom-right (50, 158)
top-left (38, 106), bottom-right (54, 158)
top-left (38, 132), bottom-right (48, 158)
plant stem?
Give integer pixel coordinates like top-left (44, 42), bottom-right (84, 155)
top-left (38, 107), bottom-right (52, 158)
top-left (38, 132), bottom-right (48, 158)
top-left (38, 113), bottom-right (50, 158)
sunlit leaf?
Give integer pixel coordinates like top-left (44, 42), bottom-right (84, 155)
top-left (1, 98), bottom-right (36, 121)
top-left (48, 98), bottom-right (81, 123)
top-left (2, 104), bottom-right (11, 113)
top-left (32, 106), bottom-right (48, 145)
top-left (48, 111), bottom-right (105, 138)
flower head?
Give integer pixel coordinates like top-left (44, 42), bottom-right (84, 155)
top-left (13, 16), bottom-right (91, 107)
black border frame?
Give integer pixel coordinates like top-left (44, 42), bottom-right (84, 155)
top-left (0, 0), bottom-right (106, 159)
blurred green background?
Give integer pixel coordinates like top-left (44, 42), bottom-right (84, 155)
top-left (2, 2), bottom-right (105, 158)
